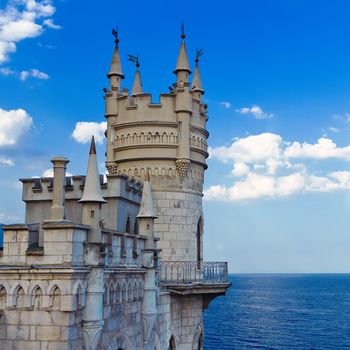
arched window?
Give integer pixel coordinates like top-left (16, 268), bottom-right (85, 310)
top-left (197, 332), bottom-right (203, 350)
top-left (0, 286), bottom-right (6, 309)
top-left (168, 336), bottom-right (176, 350)
top-left (15, 286), bottom-right (26, 308)
top-left (77, 285), bottom-right (83, 308)
top-left (32, 286), bottom-right (43, 309)
top-left (51, 286), bottom-right (61, 310)
top-left (125, 216), bottom-right (131, 233)
top-left (196, 218), bottom-right (203, 269)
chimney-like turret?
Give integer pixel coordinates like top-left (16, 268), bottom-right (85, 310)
top-left (78, 136), bottom-right (107, 243)
top-left (50, 157), bottom-right (69, 221)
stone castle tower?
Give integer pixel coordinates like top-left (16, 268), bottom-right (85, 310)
top-left (0, 28), bottom-right (230, 350)
top-left (104, 29), bottom-right (208, 264)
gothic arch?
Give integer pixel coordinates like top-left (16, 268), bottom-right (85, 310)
top-left (13, 285), bottom-right (26, 308)
top-left (47, 281), bottom-right (67, 295)
top-left (127, 281), bottom-right (133, 302)
top-left (107, 333), bottom-right (134, 350)
top-left (0, 285), bottom-right (6, 309)
top-left (72, 280), bottom-right (85, 308)
top-left (168, 335), bottom-right (176, 350)
top-left (192, 321), bottom-right (204, 350)
top-left (28, 281), bottom-right (46, 297)
top-left (31, 285), bottom-right (43, 309)
top-left (0, 281), bottom-right (10, 295)
top-left (132, 281), bottom-right (138, 301)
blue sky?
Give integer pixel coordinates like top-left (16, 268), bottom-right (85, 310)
top-left (1, 0), bottom-right (350, 272)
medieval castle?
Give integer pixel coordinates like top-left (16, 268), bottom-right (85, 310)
top-left (0, 29), bottom-right (230, 349)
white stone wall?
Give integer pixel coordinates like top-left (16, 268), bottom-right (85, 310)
top-left (153, 190), bottom-right (203, 262)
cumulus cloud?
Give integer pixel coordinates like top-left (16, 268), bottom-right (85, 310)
top-left (0, 107), bottom-right (33, 146)
top-left (0, 0), bottom-right (58, 63)
top-left (285, 137), bottom-right (350, 160)
top-left (205, 133), bottom-right (350, 201)
top-left (235, 105), bottom-right (274, 119)
top-left (19, 68), bottom-right (49, 80)
top-left (71, 121), bottom-right (107, 144)
top-left (0, 156), bottom-right (14, 166)
top-left (220, 101), bottom-right (231, 109)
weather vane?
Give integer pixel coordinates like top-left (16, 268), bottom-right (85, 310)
top-left (196, 48), bottom-right (204, 62)
top-left (112, 27), bottom-right (119, 43)
top-left (127, 54), bottom-right (140, 68)
top-left (181, 21), bottom-right (185, 39)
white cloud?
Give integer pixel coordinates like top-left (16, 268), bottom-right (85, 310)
top-left (235, 105), bottom-right (274, 119)
top-left (0, 156), bottom-right (14, 166)
top-left (0, 0), bottom-right (57, 63)
top-left (0, 66), bottom-right (15, 75)
top-left (43, 19), bottom-right (61, 29)
top-left (71, 121), bottom-right (107, 144)
top-left (333, 113), bottom-right (350, 123)
top-left (20, 68), bottom-right (49, 80)
top-left (284, 137), bottom-right (350, 160)
top-left (220, 101), bottom-right (231, 109)
top-left (328, 127), bottom-right (339, 133)
top-left (0, 107), bottom-right (33, 146)
top-left (205, 133), bottom-right (350, 201)
top-left (0, 212), bottom-right (19, 223)
top-left (231, 162), bottom-right (249, 177)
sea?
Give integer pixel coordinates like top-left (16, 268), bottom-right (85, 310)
top-left (204, 274), bottom-right (350, 350)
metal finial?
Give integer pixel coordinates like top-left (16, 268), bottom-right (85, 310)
top-left (112, 27), bottom-right (119, 43)
top-left (195, 48), bottom-right (204, 63)
top-left (127, 54), bottom-right (140, 68)
top-left (181, 21), bottom-right (185, 39)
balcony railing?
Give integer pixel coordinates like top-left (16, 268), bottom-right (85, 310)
top-left (159, 261), bottom-right (228, 285)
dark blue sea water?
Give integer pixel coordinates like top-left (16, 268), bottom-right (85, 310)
top-left (204, 274), bottom-right (350, 350)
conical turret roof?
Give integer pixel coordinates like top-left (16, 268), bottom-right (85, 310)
top-left (131, 65), bottom-right (144, 96)
top-left (107, 32), bottom-right (124, 79)
top-left (192, 58), bottom-right (204, 93)
top-left (174, 35), bottom-right (191, 74)
top-left (78, 136), bottom-right (107, 203)
top-left (137, 171), bottom-right (157, 218)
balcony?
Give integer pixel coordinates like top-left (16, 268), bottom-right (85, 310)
top-left (159, 261), bottom-right (231, 306)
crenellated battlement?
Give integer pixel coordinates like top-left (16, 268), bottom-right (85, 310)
top-left (21, 174), bottom-right (142, 202)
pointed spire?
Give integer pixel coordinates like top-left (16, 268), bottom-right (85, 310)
top-left (173, 22), bottom-right (191, 75)
top-left (192, 49), bottom-right (204, 93)
top-left (107, 28), bottom-right (124, 79)
top-left (137, 169), bottom-right (157, 218)
top-left (129, 55), bottom-right (144, 96)
top-left (78, 136), bottom-right (107, 203)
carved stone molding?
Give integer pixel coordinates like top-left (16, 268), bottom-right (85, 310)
top-left (175, 159), bottom-right (191, 182)
top-left (105, 161), bottom-right (118, 174)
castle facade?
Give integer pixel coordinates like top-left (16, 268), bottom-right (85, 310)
top-left (0, 29), bottom-right (230, 350)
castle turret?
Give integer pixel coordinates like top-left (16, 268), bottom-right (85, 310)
top-left (104, 27), bottom-right (209, 263)
top-left (49, 157), bottom-right (69, 221)
top-left (78, 136), bottom-right (107, 243)
top-left (192, 49), bottom-right (204, 101)
top-left (130, 56), bottom-right (144, 96)
top-left (138, 171), bottom-right (158, 347)
top-left (174, 29), bottom-right (193, 181)
top-left (107, 28), bottom-right (124, 91)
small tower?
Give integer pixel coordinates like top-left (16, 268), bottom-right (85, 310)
top-left (107, 28), bottom-right (124, 91)
top-left (129, 55), bottom-right (144, 96)
top-left (138, 171), bottom-right (158, 347)
top-left (78, 136), bottom-right (107, 243)
top-left (104, 26), bottom-right (209, 263)
top-left (192, 49), bottom-right (205, 101)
